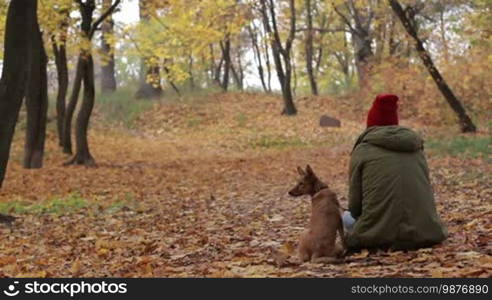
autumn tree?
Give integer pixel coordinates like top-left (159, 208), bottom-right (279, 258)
top-left (304, 0), bottom-right (318, 95)
top-left (23, 17), bottom-right (48, 169)
top-left (39, 0), bottom-right (74, 147)
top-left (100, 0), bottom-right (117, 93)
top-left (134, 0), bottom-right (162, 99)
top-left (259, 0), bottom-right (297, 115)
top-left (63, 0), bottom-right (121, 165)
top-left (51, 16), bottom-right (70, 146)
top-left (332, 0), bottom-right (375, 89)
top-left (124, 0), bottom-right (248, 94)
top-left (247, 24), bottom-right (269, 92)
top-left (388, 0), bottom-right (477, 133)
top-left (0, 0), bottom-right (41, 185)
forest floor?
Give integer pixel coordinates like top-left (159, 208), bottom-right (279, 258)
top-left (0, 92), bottom-right (490, 277)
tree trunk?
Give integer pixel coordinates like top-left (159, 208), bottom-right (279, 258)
top-left (64, 0), bottom-right (121, 165)
top-left (230, 53), bottom-right (244, 91)
top-left (248, 26), bottom-right (268, 92)
top-left (66, 54), bottom-right (96, 166)
top-left (281, 51), bottom-right (297, 115)
top-left (24, 25), bottom-right (48, 169)
top-left (163, 65), bottom-right (181, 96)
top-left (220, 37), bottom-right (231, 91)
top-left (305, 0), bottom-right (318, 95)
top-left (388, 14), bottom-right (398, 56)
top-left (0, 0), bottom-right (37, 187)
top-left (135, 0), bottom-right (162, 99)
top-left (438, 5), bottom-right (449, 63)
top-left (211, 43), bottom-right (224, 86)
top-left (235, 50), bottom-right (244, 90)
top-left (52, 36), bottom-right (68, 147)
top-left (188, 54), bottom-right (195, 90)
top-left (135, 63), bottom-right (162, 99)
top-left (333, 1), bottom-right (374, 89)
top-left (388, 0), bottom-right (476, 133)
top-left (261, 28), bottom-right (272, 92)
top-left (292, 51), bottom-right (297, 96)
top-left (352, 33), bottom-right (373, 88)
top-left (63, 56), bottom-right (84, 155)
top-left (260, 0), bottom-right (297, 115)
top-left (100, 0), bottom-right (117, 93)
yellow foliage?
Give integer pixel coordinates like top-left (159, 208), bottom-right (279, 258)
top-left (122, 0), bottom-right (251, 85)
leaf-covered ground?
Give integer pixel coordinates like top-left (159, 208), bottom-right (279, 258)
top-left (0, 93), bottom-right (490, 277)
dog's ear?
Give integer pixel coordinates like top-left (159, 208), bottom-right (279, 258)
top-left (297, 166), bottom-right (305, 176)
top-left (306, 164), bottom-right (315, 176)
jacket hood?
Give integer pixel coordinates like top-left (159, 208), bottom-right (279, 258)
top-left (357, 126), bottom-right (423, 152)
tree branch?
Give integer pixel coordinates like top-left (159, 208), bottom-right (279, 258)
top-left (89, 0), bottom-right (121, 39)
top-left (332, 2), bottom-right (357, 33)
top-left (284, 0), bottom-right (296, 52)
top-left (296, 27), bottom-right (346, 33)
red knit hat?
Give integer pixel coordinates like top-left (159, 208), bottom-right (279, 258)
top-left (366, 94), bottom-right (399, 127)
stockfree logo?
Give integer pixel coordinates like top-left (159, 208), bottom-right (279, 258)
top-left (3, 281), bottom-right (20, 297)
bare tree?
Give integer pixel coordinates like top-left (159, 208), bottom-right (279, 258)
top-left (248, 24), bottom-right (269, 92)
top-left (259, 0), bottom-right (297, 115)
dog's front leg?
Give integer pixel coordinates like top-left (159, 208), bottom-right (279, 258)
top-left (298, 231), bottom-right (312, 263)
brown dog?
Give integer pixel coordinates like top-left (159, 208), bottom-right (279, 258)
top-left (288, 165), bottom-right (344, 263)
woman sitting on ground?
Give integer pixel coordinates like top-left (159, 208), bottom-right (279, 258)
top-left (343, 94), bottom-right (448, 250)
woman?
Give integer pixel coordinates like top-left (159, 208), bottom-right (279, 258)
top-left (344, 94), bottom-right (447, 250)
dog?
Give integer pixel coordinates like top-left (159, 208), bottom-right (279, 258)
top-left (288, 165), bottom-right (345, 263)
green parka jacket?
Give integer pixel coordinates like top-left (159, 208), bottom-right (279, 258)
top-left (347, 126), bottom-right (448, 250)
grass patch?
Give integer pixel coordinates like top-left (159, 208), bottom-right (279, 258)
top-left (234, 113), bottom-right (248, 127)
top-left (0, 193), bottom-right (88, 215)
top-left (0, 192), bottom-right (133, 216)
top-left (426, 135), bottom-right (491, 160)
top-left (97, 87), bottom-right (154, 128)
top-left (249, 135), bottom-right (309, 150)
top-left (187, 117), bottom-right (202, 128)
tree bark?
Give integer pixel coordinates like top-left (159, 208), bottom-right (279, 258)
top-left (135, 0), bottom-right (162, 99)
top-left (230, 52), bottom-right (244, 91)
top-left (236, 50), bottom-right (245, 90)
top-left (388, 0), bottom-right (476, 133)
top-left (64, 0), bottom-right (121, 166)
top-left (0, 0), bottom-right (37, 187)
top-left (63, 56), bottom-right (83, 155)
top-left (100, 0), bottom-right (117, 93)
top-left (305, 0), bottom-right (318, 95)
top-left (24, 25), bottom-right (48, 169)
top-left (260, 0), bottom-right (297, 115)
top-left (67, 55), bottom-right (96, 166)
top-left (135, 62), bottom-right (162, 99)
top-left (388, 14), bottom-right (398, 56)
top-left (333, 1), bottom-right (374, 89)
top-left (188, 54), bottom-right (195, 90)
top-left (52, 33), bottom-right (69, 147)
top-left (220, 37), bottom-right (231, 91)
top-left (248, 25), bottom-right (268, 92)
